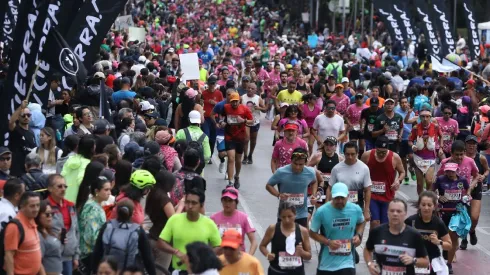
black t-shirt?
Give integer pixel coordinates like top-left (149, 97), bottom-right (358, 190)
top-left (8, 125), bottom-right (36, 177)
top-left (361, 108), bottom-right (384, 141)
top-left (405, 214), bottom-right (448, 260)
top-left (374, 113), bottom-right (404, 143)
top-left (366, 223), bottom-right (428, 275)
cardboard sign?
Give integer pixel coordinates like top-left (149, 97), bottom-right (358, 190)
top-left (179, 53), bottom-right (200, 81)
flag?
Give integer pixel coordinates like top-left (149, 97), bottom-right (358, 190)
top-left (1, 0), bottom-right (20, 49)
top-left (0, 0), bottom-right (50, 146)
top-left (373, 0), bottom-right (404, 44)
top-left (99, 80), bottom-right (113, 124)
top-left (42, 28), bottom-right (87, 87)
top-left (0, 2), bottom-right (7, 40)
top-left (430, 0), bottom-right (456, 56)
top-left (64, 0), bottom-right (128, 70)
top-left (391, 0), bottom-right (417, 46)
top-left (414, 0), bottom-right (442, 57)
top-left (462, 0), bottom-right (481, 60)
top-left (431, 55), bottom-right (461, 73)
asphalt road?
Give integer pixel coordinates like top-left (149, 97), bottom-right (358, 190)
top-left (202, 116), bottom-right (490, 275)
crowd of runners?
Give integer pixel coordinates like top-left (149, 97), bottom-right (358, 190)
top-left (1, 0), bottom-right (490, 274)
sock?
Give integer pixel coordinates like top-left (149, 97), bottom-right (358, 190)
top-left (219, 157), bottom-right (225, 163)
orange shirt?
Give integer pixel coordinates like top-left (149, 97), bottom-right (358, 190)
top-left (4, 212), bottom-right (42, 275)
top-left (202, 89), bottom-right (224, 118)
top-left (365, 97), bottom-right (385, 107)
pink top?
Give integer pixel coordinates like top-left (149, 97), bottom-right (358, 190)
top-left (438, 156), bottom-right (478, 182)
top-left (435, 117), bottom-right (459, 153)
top-left (302, 104), bottom-right (322, 127)
top-left (330, 94), bottom-right (350, 116)
top-left (272, 137), bottom-right (308, 168)
top-left (110, 194), bottom-right (144, 225)
top-left (346, 104), bottom-right (366, 126)
top-left (210, 210), bottom-right (255, 251)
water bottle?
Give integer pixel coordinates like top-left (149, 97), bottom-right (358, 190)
top-left (56, 130), bottom-right (62, 141)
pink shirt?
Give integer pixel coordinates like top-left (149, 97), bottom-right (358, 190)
top-left (210, 210), bottom-right (255, 251)
top-left (438, 156), bottom-right (478, 182)
top-left (435, 117), bottom-right (459, 153)
top-left (330, 94), bottom-right (350, 116)
top-left (302, 104), bottom-right (322, 127)
top-left (272, 137), bottom-right (308, 168)
top-left (278, 118), bottom-right (308, 137)
top-left (346, 104), bottom-right (366, 127)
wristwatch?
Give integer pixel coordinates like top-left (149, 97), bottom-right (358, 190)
top-left (439, 240), bottom-right (443, 246)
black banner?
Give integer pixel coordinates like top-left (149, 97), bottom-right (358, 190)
top-left (0, 0), bottom-right (50, 145)
top-left (391, 0), bottom-right (417, 46)
top-left (64, 0), bottom-right (127, 70)
top-left (0, 2), bottom-right (7, 39)
top-left (431, 0), bottom-right (456, 56)
top-left (462, 0), bottom-right (480, 60)
top-left (1, 0), bottom-right (20, 48)
top-left (373, 0), bottom-right (404, 45)
top-left (414, 0), bottom-right (441, 57)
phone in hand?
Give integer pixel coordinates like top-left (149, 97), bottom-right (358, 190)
top-left (60, 228), bottom-right (67, 244)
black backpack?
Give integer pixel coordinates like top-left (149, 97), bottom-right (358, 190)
top-left (183, 128), bottom-right (206, 174)
top-left (0, 219), bottom-right (24, 275)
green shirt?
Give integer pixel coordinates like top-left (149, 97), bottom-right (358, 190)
top-left (175, 125), bottom-right (211, 162)
top-left (78, 199), bottom-right (106, 258)
top-left (160, 214), bottom-right (221, 270)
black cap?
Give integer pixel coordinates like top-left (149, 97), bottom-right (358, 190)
top-left (121, 77), bottom-right (131, 85)
top-left (207, 75), bottom-right (218, 84)
top-left (93, 119), bottom-right (110, 134)
top-left (375, 136), bottom-right (390, 148)
top-left (323, 136), bottom-right (337, 145)
top-left (328, 74), bottom-right (335, 79)
top-left (371, 97), bottom-right (380, 105)
top-left (144, 141), bottom-right (160, 155)
top-left (0, 147), bottom-right (12, 156)
top-left (155, 118), bottom-right (167, 126)
top-left (465, 135), bottom-right (478, 143)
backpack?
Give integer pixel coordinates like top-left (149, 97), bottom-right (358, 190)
top-left (102, 220), bottom-right (140, 271)
top-left (0, 219), bottom-right (24, 275)
top-left (331, 64), bottom-right (339, 82)
top-left (183, 128), bottom-right (206, 174)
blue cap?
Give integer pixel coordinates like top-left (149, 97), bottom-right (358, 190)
top-left (424, 77), bottom-right (432, 83)
top-left (331, 182), bottom-right (349, 198)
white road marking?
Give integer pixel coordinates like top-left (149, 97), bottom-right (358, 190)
top-left (396, 190), bottom-right (411, 201)
top-left (477, 227), bottom-right (490, 236)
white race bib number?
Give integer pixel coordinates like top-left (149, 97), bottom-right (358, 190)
top-left (322, 173), bottom-right (331, 182)
top-left (386, 130), bottom-right (398, 141)
top-left (353, 124), bottom-right (361, 131)
top-left (227, 115), bottom-right (240, 125)
top-left (348, 191), bottom-right (358, 203)
top-left (442, 134), bottom-right (452, 141)
top-left (381, 266), bottom-right (406, 275)
top-left (368, 124), bottom-right (374, 132)
top-left (372, 181), bottom-right (386, 194)
top-left (286, 194), bottom-right (304, 206)
top-left (278, 252), bottom-right (302, 268)
top-left (218, 225), bottom-right (243, 237)
top-left (415, 266), bottom-right (431, 275)
top-left (328, 239), bottom-right (351, 255)
top-left (445, 190), bottom-right (462, 201)
top-left (417, 159), bottom-right (435, 169)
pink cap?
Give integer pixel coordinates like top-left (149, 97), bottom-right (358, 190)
top-left (479, 105), bottom-right (490, 115)
top-left (185, 88), bottom-right (198, 99)
top-left (444, 163), bottom-right (458, 172)
top-left (222, 187), bottom-right (238, 200)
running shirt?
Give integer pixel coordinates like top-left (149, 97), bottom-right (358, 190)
top-left (437, 156), bottom-right (478, 182)
top-left (330, 93), bottom-right (350, 116)
top-left (346, 104), bottom-right (366, 131)
top-left (222, 104), bottom-right (253, 142)
top-left (405, 214), bottom-right (448, 260)
top-left (434, 117), bottom-right (459, 154)
top-left (433, 175), bottom-right (469, 209)
top-left (272, 137), bottom-right (308, 168)
top-left (202, 89), bottom-right (224, 118)
top-left (210, 210), bottom-right (256, 252)
top-left (394, 106), bottom-right (415, 140)
top-left (409, 123), bottom-right (442, 159)
top-left (374, 113), bottom-right (404, 143)
top-left (361, 108), bottom-right (384, 142)
top-left (302, 104), bottom-right (322, 128)
top-left (367, 150), bottom-right (396, 202)
top-left (365, 223), bottom-right (428, 275)
top-left (241, 94), bottom-right (261, 126)
top-left (276, 90), bottom-right (303, 105)
top-left (330, 161), bottom-right (371, 206)
top-left (310, 202), bottom-right (364, 272)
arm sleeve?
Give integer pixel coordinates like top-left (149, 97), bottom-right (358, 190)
top-left (365, 227), bottom-right (377, 251)
top-left (243, 214), bottom-right (256, 233)
top-left (363, 166), bottom-right (372, 187)
top-left (329, 168), bottom-right (337, 186)
top-left (138, 228), bottom-right (156, 275)
top-left (267, 170), bottom-right (281, 186)
top-left (272, 143), bottom-right (280, 159)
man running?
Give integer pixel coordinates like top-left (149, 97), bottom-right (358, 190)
top-left (275, 80), bottom-right (303, 108)
top-left (312, 100), bottom-right (346, 148)
top-left (372, 97), bottom-right (404, 152)
top-left (361, 136), bottom-right (405, 229)
top-left (242, 82), bottom-right (266, 164)
top-left (395, 96), bottom-right (416, 184)
top-left (360, 97), bottom-right (383, 151)
top-left (219, 92), bottom-right (254, 189)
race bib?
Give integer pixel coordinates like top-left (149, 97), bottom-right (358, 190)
top-left (381, 266), bottom-right (406, 275)
top-left (415, 266), bottom-right (431, 275)
top-left (322, 173), bottom-right (331, 182)
top-left (353, 124), bottom-right (361, 131)
top-left (442, 134), bottom-right (452, 141)
top-left (328, 239), bottom-right (352, 256)
top-left (445, 190), bottom-right (462, 201)
top-left (278, 252), bottom-right (302, 268)
top-left (386, 130), bottom-right (398, 141)
top-left (218, 225), bottom-right (243, 237)
top-left (372, 181), bottom-right (386, 194)
top-left (348, 191), bottom-right (358, 203)
top-left (368, 124), bottom-right (374, 132)
top-left (227, 115), bottom-right (240, 125)
top-left (286, 193), bottom-right (304, 206)
top-left (417, 159), bottom-right (434, 169)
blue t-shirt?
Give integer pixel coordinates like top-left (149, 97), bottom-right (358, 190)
top-left (198, 50), bottom-right (213, 64)
top-left (395, 106), bottom-right (415, 140)
top-left (447, 77), bottom-right (463, 90)
top-left (311, 202), bottom-right (364, 271)
top-left (267, 165), bottom-right (316, 219)
top-left (112, 90), bottom-right (136, 105)
top-left (213, 100), bottom-right (226, 136)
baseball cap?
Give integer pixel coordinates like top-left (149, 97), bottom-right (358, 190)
top-left (144, 141), bottom-right (160, 155)
top-left (375, 136), bottom-right (389, 148)
top-left (144, 112), bottom-right (159, 119)
top-left (331, 182), bottom-right (349, 198)
top-left (140, 101), bottom-right (155, 111)
top-left (168, 47), bottom-right (175, 53)
top-left (284, 123), bottom-right (299, 131)
top-left (154, 118), bottom-right (167, 126)
top-left (121, 77), bottom-right (131, 85)
top-left (323, 136), bottom-right (337, 145)
top-left (328, 74), bottom-right (335, 79)
top-left (242, 76), bottom-right (251, 81)
top-left (93, 119), bottom-right (110, 134)
top-left (188, 110), bottom-right (201, 124)
top-left (385, 98), bottom-right (395, 104)
top-left (335, 84), bottom-right (344, 89)
top-left (444, 162), bottom-right (458, 172)
top-left (424, 77), bottom-right (433, 83)
top-left (221, 229), bottom-right (242, 249)
top-left (94, 72), bottom-right (105, 79)
top-left (0, 147), bottom-right (11, 156)
top-left (355, 92), bottom-right (364, 98)
top-left (341, 77), bottom-right (349, 83)
top-left (185, 88), bottom-right (198, 99)
top-left (207, 75), bottom-right (218, 84)
top-left (466, 79), bottom-right (476, 85)
top-left (370, 97), bottom-right (380, 106)
top-left (230, 93), bottom-right (240, 102)
top-left (383, 72), bottom-right (392, 80)
top-left (280, 102), bottom-right (289, 108)
top-left (222, 187), bottom-right (239, 200)
top-left (138, 56), bottom-right (147, 63)
top-left (465, 135), bottom-right (478, 143)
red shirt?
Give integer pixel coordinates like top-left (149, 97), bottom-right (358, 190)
top-left (222, 104), bottom-right (253, 141)
top-left (48, 195), bottom-right (73, 230)
top-left (152, 43), bottom-right (162, 54)
top-left (367, 150), bottom-right (396, 202)
top-left (202, 89), bottom-right (223, 118)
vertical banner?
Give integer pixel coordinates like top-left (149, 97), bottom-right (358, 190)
top-left (414, 0), bottom-right (441, 57)
top-left (391, 0), bottom-right (417, 46)
top-left (462, 0), bottom-right (480, 60)
top-left (1, 0), bottom-right (50, 146)
top-left (373, 0), bottom-right (404, 45)
top-left (430, 0), bottom-right (456, 56)
top-left (64, 0), bottom-right (128, 71)
top-left (1, 0), bottom-right (20, 48)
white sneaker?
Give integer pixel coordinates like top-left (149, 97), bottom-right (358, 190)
top-left (219, 162), bottom-right (225, 173)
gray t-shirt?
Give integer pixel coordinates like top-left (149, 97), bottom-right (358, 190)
top-left (39, 233), bottom-right (63, 274)
top-left (329, 160), bottom-right (372, 191)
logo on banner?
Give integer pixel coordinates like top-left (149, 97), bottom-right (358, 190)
top-left (416, 8), bottom-right (440, 55)
top-left (432, 4), bottom-right (456, 54)
top-left (393, 5), bottom-right (417, 43)
top-left (59, 48), bottom-right (79, 76)
top-left (463, 2), bottom-right (481, 58)
top-left (378, 9), bottom-right (404, 42)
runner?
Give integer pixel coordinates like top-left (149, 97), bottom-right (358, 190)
top-left (201, 76), bottom-right (223, 162)
top-left (364, 199), bottom-right (430, 275)
top-left (309, 182), bottom-right (365, 275)
top-left (312, 100), bottom-right (346, 149)
top-left (219, 92), bottom-right (254, 189)
top-left (360, 97), bottom-right (383, 151)
top-left (271, 124), bottom-right (308, 173)
top-left (275, 80), bottom-right (303, 108)
top-left (372, 97), bottom-right (404, 152)
top-left (345, 92), bottom-right (366, 155)
top-left (302, 94), bottom-right (322, 155)
top-left (435, 105), bottom-right (459, 158)
top-left (241, 82), bottom-right (266, 164)
top-left (361, 136), bottom-right (405, 230)
top-left (395, 96), bottom-right (416, 184)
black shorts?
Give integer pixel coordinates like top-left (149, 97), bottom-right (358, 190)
top-left (471, 182), bottom-right (483, 200)
top-left (387, 141), bottom-right (399, 152)
top-left (248, 124), bottom-right (260, 133)
top-left (399, 140), bottom-right (413, 158)
top-left (349, 130), bottom-right (362, 140)
top-left (225, 140), bottom-right (245, 154)
top-left (317, 268), bottom-right (356, 275)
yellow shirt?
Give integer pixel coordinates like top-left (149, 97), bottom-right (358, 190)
top-left (276, 90), bottom-right (303, 105)
top-left (219, 253), bottom-right (265, 275)
top-left (200, 68), bottom-right (208, 82)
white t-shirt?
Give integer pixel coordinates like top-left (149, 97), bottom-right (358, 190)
top-left (47, 90), bottom-right (56, 118)
top-left (329, 160), bottom-right (372, 191)
top-left (313, 114), bottom-right (345, 142)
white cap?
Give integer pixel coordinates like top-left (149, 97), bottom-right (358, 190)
top-left (341, 77), bottom-right (349, 83)
top-left (189, 110), bottom-right (201, 124)
top-left (138, 56), bottom-right (147, 63)
top-left (168, 47), bottom-right (175, 53)
top-left (249, 47), bottom-right (255, 51)
top-left (139, 101), bottom-right (154, 111)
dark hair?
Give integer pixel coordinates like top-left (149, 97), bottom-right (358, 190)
top-left (92, 153), bottom-right (109, 167)
top-left (103, 144), bottom-right (120, 167)
top-left (3, 178), bottom-right (24, 199)
top-left (35, 200), bottom-right (55, 238)
top-left (278, 201), bottom-right (297, 215)
top-left (114, 160), bottom-right (133, 196)
top-left (291, 147), bottom-right (308, 161)
top-left (415, 190), bottom-right (439, 215)
top-left (76, 161), bottom-right (105, 213)
top-left (61, 135), bottom-right (80, 158)
top-left (343, 141), bottom-right (359, 153)
top-left (186, 188), bottom-right (205, 205)
top-left (91, 176), bottom-right (111, 197)
top-left (121, 266), bottom-right (144, 275)
top-left (121, 117), bottom-right (134, 130)
top-left (47, 174), bottom-right (64, 188)
top-left (325, 100), bottom-right (336, 107)
top-left (173, 140), bottom-right (188, 159)
top-left (98, 256), bottom-right (119, 274)
top-left (183, 148), bottom-right (200, 168)
top-left (441, 104), bottom-right (452, 112)
top-left (451, 140), bottom-right (465, 153)
top-left (390, 198), bottom-right (408, 212)
top-left (19, 191), bottom-right (40, 208)
top-left (146, 170), bottom-right (176, 220)
top-left (78, 135), bottom-right (96, 160)
top-left (284, 105), bottom-right (302, 119)
top-left (76, 106), bottom-right (90, 123)
top-left (116, 199), bottom-right (134, 223)
top-left (185, 242), bottom-right (223, 273)
top-left (141, 156), bottom-right (162, 176)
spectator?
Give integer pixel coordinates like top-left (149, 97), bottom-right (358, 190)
top-left (0, 178), bottom-right (25, 230)
top-left (56, 135), bottom-right (80, 173)
top-left (0, 147), bottom-right (13, 180)
top-left (184, 242), bottom-right (223, 275)
top-left (20, 154), bottom-right (48, 193)
top-left (96, 256), bottom-right (119, 275)
top-left (28, 127), bottom-right (63, 174)
top-left (36, 200), bottom-right (63, 275)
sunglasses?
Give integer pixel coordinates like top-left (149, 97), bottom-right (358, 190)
top-left (44, 212), bottom-right (53, 217)
top-left (444, 112), bottom-right (452, 115)
top-left (56, 184), bottom-right (68, 189)
top-left (21, 113), bottom-right (32, 118)
top-left (0, 157), bottom-right (11, 161)
top-left (326, 107), bottom-right (336, 110)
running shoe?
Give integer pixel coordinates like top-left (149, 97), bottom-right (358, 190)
top-left (234, 176), bottom-right (240, 189)
top-left (470, 231), bottom-right (478, 245)
top-left (208, 159), bottom-right (212, 164)
top-left (403, 177), bottom-right (410, 185)
top-left (447, 264), bottom-right (453, 274)
top-left (242, 156), bottom-right (249, 164)
top-left (411, 173), bottom-right (416, 181)
top-left (248, 155), bottom-right (253, 164)
top-left (460, 238), bottom-right (468, 250)
top-left (219, 162), bottom-right (225, 173)
top-left (227, 181), bottom-right (234, 188)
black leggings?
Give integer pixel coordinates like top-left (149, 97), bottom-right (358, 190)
top-left (317, 268), bottom-right (356, 275)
